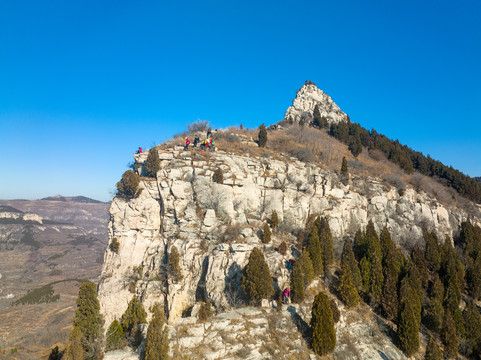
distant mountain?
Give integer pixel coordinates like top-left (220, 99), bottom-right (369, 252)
top-left (41, 195), bottom-right (106, 204)
top-left (0, 205), bottom-right (23, 213)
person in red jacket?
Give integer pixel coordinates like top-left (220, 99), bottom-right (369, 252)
top-left (136, 147), bottom-right (143, 154)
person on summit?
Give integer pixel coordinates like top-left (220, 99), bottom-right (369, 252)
top-left (184, 137), bottom-right (190, 151)
top-left (136, 147), bottom-right (143, 154)
top-left (283, 287), bottom-right (291, 304)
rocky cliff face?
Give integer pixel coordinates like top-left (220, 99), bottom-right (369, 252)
top-left (284, 83), bottom-right (349, 125)
top-left (98, 140), bottom-right (477, 329)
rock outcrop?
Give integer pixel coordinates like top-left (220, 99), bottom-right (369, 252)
top-left (98, 143), bottom-right (478, 330)
top-left (284, 82), bottom-right (349, 125)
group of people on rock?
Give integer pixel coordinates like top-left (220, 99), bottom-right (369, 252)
top-left (184, 133), bottom-right (215, 151)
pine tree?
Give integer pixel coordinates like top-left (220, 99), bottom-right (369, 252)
top-left (318, 217), bottom-right (334, 273)
top-left (106, 319), bottom-right (124, 351)
top-left (298, 250), bottom-right (314, 287)
top-left (424, 336), bottom-right (442, 360)
top-left (339, 263), bottom-right (359, 307)
top-left (379, 226), bottom-right (394, 262)
top-left (306, 226), bottom-right (323, 276)
top-left (73, 282), bottom-right (104, 359)
top-left (270, 210), bottom-right (279, 230)
top-left (360, 256), bottom-right (372, 295)
top-left (291, 261), bottom-right (305, 303)
top-left (258, 123), bottom-right (267, 148)
top-left (424, 230), bottom-right (441, 272)
top-left (341, 239), bottom-right (363, 292)
top-left (145, 147), bottom-right (160, 178)
top-left (311, 292), bottom-right (336, 356)
top-left (241, 248), bottom-right (274, 305)
top-left (63, 327), bottom-right (85, 360)
top-left (441, 310), bottom-right (458, 358)
top-left (313, 105), bottom-right (322, 128)
top-left (262, 223), bottom-right (271, 244)
top-left (278, 241), bottom-right (287, 255)
top-left (381, 267), bottom-right (398, 320)
top-left (397, 300), bottom-right (420, 356)
top-left (411, 244), bottom-right (429, 289)
top-left (169, 246), bottom-right (183, 282)
top-left (116, 170), bottom-right (142, 199)
top-left (340, 157), bottom-right (348, 177)
top-left (145, 303), bottom-right (169, 360)
top-left (353, 229), bottom-right (366, 261)
top-left (463, 301), bottom-right (481, 358)
top-left (120, 296), bottom-right (147, 335)
top-left (425, 275), bottom-right (445, 332)
top-left (369, 253), bottom-right (384, 303)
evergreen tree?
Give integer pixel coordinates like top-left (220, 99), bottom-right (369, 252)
top-left (145, 147), bottom-right (160, 178)
top-left (291, 261), bottom-right (305, 303)
top-left (313, 105), bottom-right (322, 128)
top-left (262, 223), bottom-right (271, 244)
top-left (120, 296), bottom-right (147, 335)
top-left (360, 256), bottom-right (372, 295)
top-left (424, 230), bottom-right (441, 273)
top-left (463, 301), bottom-right (481, 358)
top-left (298, 250), bottom-right (314, 287)
top-left (340, 157), bottom-right (348, 177)
top-left (340, 239), bottom-right (363, 292)
top-left (106, 319), bottom-right (124, 351)
top-left (425, 275), bottom-right (445, 332)
top-left (424, 336), bottom-right (442, 360)
top-left (467, 255), bottom-right (481, 300)
top-left (73, 281), bottom-right (104, 359)
top-left (318, 217), bottom-right (334, 273)
top-left (381, 267), bottom-right (398, 320)
top-left (441, 310), bottom-right (458, 359)
top-left (278, 241), bottom-right (287, 256)
top-left (339, 263), bottom-right (359, 307)
top-left (379, 226), bottom-right (394, 262)
top-left (117, 170), bottom-right (142, 199)
top-left (270, 210), bottom-right (279, 230)
top-left (145, 303), bottom-right (169, 360)
top-left (258, 123), bottom-right (267, 148)
top-left (370, 253), bottom-right (384, 303)
top-left (411, 244), bottom-right (429, 289)
top-left (311, 292), bottom-right (336, 356)
top-left (306, 226), bottom-right (323, 276)
top-left (397, 300), bottom-right (420, 356)
top-left (348, 134), bottom-right (362, 157)
top-left (241, 248), bottom-right (274, 305)
top-left (63, 327), bottom-right (85, 360)
top-left (169, 246), bottom-right (183, 282)
top-left (353, 229), bottom-right (366, 261)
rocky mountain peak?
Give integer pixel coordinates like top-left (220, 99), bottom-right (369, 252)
top-left (284, 81), bottom-right (349, 125)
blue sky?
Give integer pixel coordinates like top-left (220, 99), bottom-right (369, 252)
top-left (1, 0), bottom-right (480, 202)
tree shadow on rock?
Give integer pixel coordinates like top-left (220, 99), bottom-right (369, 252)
top-left (224, 262), bottom-right (247, 308)
top-left (287, 305), bottom-right (312, 345)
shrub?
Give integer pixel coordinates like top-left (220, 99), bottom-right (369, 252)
top-left (187, 120), bottom-right (211, 133)
top-left (117, 170), bottom-right (142, 199)
top-left (258, 123), bottom-right (267, 147)
top-left (278, 241), bottom-right (287, 255)
top-left (397, 301), bottom-right (420, 356)
top-left (425, 336), bottom-right (442, 360)
top-left (169, 246), bottom-right (183, 282)
top-left (111, 237), bottom-right (120, 253)
top-left (241, 248), bottom-right (274, 305)
top-left (262, 223), bottom-right (271, 244)
top-left (145, 303), bottom-right (169, 360)
top-left (441, 310), bottom-right (458, 358)
top-left (339, 264), bottom-right (359, 308)
top-left (289, 147), bottom-right (315, 162)
top-left (48, 346), bottom-right (60, 360)
top-left (106, 320), bottom-right (124, 351)
top-left (144, 148), bottom-right (160, 178)
top-left (341, 157), bottom-right (348, 177)
top-left (306, 227), bottom-right (323, 276)
top-left (198, 300), bottom-right (212, 321)
top-left (311, 291), bottom-right (336, 356)
top-left (213, 168), bottom-right (224, 184)
top-left (120, 296), bottom-right (147, 335)
top-left (270, 210), bottom-right (279, 230)
top-left (330, 299), bottom-right (340, 323)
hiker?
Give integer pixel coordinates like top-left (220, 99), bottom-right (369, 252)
top-left (209, 139), bottom-right (215, 148)
top-left (207, 130), bottom-right (212, 138)
top-left (184, 137), bottom-right (190, 151)
top-left (287, 259), bottom-right (295, 271)
top-left (283, 288), bottom-right (291, 304)
top-left (136, 147), bottom-right (143, 154)
top-left (193, 137), bottom-right (200, 147)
